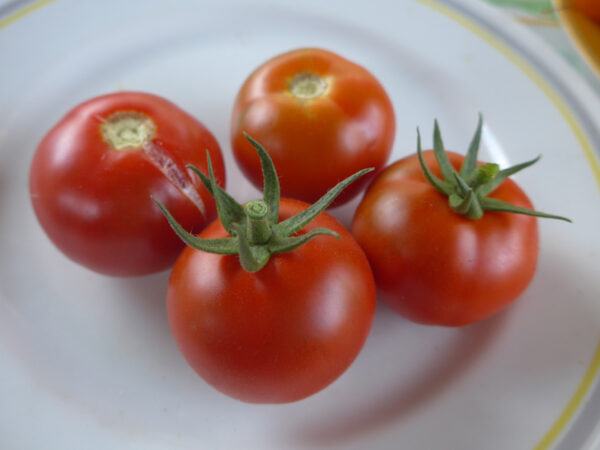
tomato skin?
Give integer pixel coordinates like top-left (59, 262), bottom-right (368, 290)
top-left (168, 198), bottom-right (376, 403)
top-left (351, 150), bottom-right (539, 327)
top-left (29, 92), bottom-right (225, 276)
top-left (231, 48), bottom-right (395, 206)
top-left (569, 0), bottom-right (600, 22)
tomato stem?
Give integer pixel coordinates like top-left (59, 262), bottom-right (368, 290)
top-left (245, 200), bottom-right (272, 245)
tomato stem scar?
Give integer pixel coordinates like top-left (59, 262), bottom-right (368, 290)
top-left (100, 111), bottom-right (156, 150)
top-left (289, 73), bottom-right (328, 99)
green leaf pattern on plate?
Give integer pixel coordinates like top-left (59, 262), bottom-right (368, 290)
top-left (482, 0), bottom-right (557, 23)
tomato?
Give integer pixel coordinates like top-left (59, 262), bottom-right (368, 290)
top-left (567, 0), bottom-right (600, 22)
top-left (29, 91), bottom-right (225, 276)
top-left (230, 47), bottom-right (395, 207)
top-left (166, 197), bottom-right (376, 403)
top-left (351, 117), bottom-right (571, 327)
top-left (352, 150), bottom-right (539, 326)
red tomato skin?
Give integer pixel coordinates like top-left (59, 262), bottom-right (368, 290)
top-left (231, 48), bottom-right (395, 206)
top-left (167, 199), bottom-right (376, 403)
top-left (351, 150), bottom-right (539, 327)
top-left (29, 92), bottom-right (225, 276)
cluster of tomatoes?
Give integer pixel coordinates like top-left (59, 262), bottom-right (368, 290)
top-left (29, 48), bottom-right (568, 404)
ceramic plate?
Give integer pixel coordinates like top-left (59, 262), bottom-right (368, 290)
top-left (1, 0), bottom-right (600, 449)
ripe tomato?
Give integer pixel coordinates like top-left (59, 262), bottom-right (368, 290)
top-left (167, 198), bottom-right (376, 403)
top-left (567, 0), bottom-right (600, 22)
top-left (230, 48), bottom-right (395, 206)
top-left (351, 150), bottom-right (539, 327)
top-left (29, 91), bottom-right (225, 276)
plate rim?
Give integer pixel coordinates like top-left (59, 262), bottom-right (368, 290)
top-left (554, 0), bottom-right (600, 80)
top-left (422, 3), bottom-right (600, 448)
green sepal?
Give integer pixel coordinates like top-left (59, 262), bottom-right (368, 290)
top-left (268, 228), bottom-right (340, 254)
top-left (187, 164), bottom-right (246, 226)
top-left (154, 133), bottom-right (373, 272)
top-left (481, 197), bottom-right (572, 222)
top-left (476, 155), bottom-right (541, 197)
top-left (453, 170), bottom-right (471, 197)
top-left (450, 172), bottom-right (483, 219)
top-left (151, 196), bottom-right (238, 254)
top-left (433, 120), bottom-right (456, 182)
top-left (204, 151), bottom-right (246, 236)
top-left (417, 117), bottom-right (571, 223)
top-left (417, 128), bottom-right (452, 195)
top-left (449, 191), bottom-right (474, 216)
top-left (275, 167), bottom-right (373, 237)
top-left (459, 113), bottom-right (483, 178)
top-left (243, 132), bottom-right (280, 224)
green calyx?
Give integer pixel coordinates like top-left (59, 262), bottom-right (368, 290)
top-left (417, 115), bottom-right (571, 222)
top-left (153, 133), bottom-right (373, 272)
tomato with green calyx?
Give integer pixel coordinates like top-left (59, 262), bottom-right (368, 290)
top-left (154, 135), bottom-right (376, 403)
top-left (29, 92), bottom-right (225, 276)
top-left (351, 117), bottom-right (570, 327)
top-left (230, 47), bottom-right (395, 207)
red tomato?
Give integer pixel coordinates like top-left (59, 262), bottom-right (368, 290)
top-left (568, 0), bottom-right (600, 22)
top-left (230, 48), bottom-right (395, 207)
top-left (351, 150), bottom-right (538, 327)
top-left (29, 92), bottom-right (225, 276)
top-left (168, 198), bottom-right (376, 403)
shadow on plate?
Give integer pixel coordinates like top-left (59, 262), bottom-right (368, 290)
top-left (288, 305), bottom-right (508, 447)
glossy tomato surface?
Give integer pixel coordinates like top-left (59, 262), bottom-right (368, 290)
top-left (29, 92), bottom-right (225, 276)
top-left (231, 48), bottom-right (395, 206)
top-left (351, 150), bottom-right (539, 327)
top-left (168, 198), bottom-right (376, 403)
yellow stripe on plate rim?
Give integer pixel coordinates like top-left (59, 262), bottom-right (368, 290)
top-left (0, 0), bottom-right (54, 30)
top-left (2, 0), bottom-right (600, 449)
top-left (417, 1), bottom-right (600, 449)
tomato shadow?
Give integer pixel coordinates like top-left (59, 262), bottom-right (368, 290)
top-left (111, 270), bottom-right (175, 347)
top-left (287, 301), bottom-right (508, 447)
top-left (114, 268), bottom-right (170, 302)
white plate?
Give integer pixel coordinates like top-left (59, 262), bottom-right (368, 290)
top-left (1, 0), bottom-right (600, 449)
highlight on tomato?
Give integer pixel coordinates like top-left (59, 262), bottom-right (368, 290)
top-left (230, 47), bottom-right (396, 207)
top-left (351, 116), bottom-right (571, 327)
top-left (154, 134), bottom-right (376, 403)
top-left (29, 91), bottom-right (225, 276)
